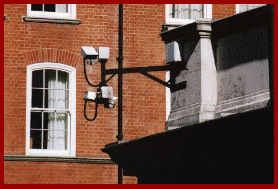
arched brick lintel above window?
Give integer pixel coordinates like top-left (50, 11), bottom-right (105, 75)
top-left (23, 49), bottom-right (82, 68)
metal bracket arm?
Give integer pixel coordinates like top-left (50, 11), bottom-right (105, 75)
top-left (104, 64), bottom-right (171, 87)
top-left (140, 72), bottom-right (170, 88)
top-left (105, 65), bottom-right (171, 75)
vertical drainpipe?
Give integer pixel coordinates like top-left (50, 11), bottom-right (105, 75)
top-left (117, 4), bottom-right (124, 184)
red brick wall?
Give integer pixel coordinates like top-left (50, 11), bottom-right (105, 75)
top-left (4, 4), bottom-right (165, 184)
top-left (212, 4), bottom-right (236, 19)
top-left (121, 4), bottom-right (166, 140)
top-left (4, 161), bottom-right (118, 184)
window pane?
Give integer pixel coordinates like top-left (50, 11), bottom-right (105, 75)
top-left (173, 4), bottom-right (180, 19)
top-left (45, 69), bottom-right (56, 89)
top-left (30, 130), bottom-right (42, 149)
top-left (170, 4), bottom-right (204, 20)
top-left (45, 89), bottom-right (68, 109)
top-left (56, 113), bottom-right (68, 131)
top-left (45, 89), bottom-right (55, 109)
top-left (43, 112), bottom-right (52, 129)
top-left (31, 112), bottom-right (42, 129)
top-left (57, 4), bottom-right (68, 13)
top-left (192, 4), bottom-right (203, 19)
top-left (44, 4), bottom-right (56, 12)
top-left (47, 131), bottom-right (68, 150)
top-left (44, 112), bottom-right (68, 150)
top-left (43, 130), bottom-right (48, 149)
top-left (32, 70), bottom-right (43, 88)
top-left (183, 4), bottom-right (191, 19)
top-left (32, 89), bottom-right (43, 108)
top-left (43, 112), bottom-right (56, 129)
top-left (58, 71), bottom-right (69, 89)
top-left (44, 89), bottom-right (48, 109)
top-left (56, 90), bottom-right (68, 109)
top-left (65, 90), bottom-right (69, 109)
top-left (31, 4), bottom-right (43, 11)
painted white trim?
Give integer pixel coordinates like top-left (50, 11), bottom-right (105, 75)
top-left (236, 4), bottom-right (241, 14)
top-left (166, 71), bottom-right (171, 121)
top-left (165, 4), bottom-right (212, 25)
top-left (26, 63), bottom-right (76, 157)
top-left (205, 4), bottom-right (212, 19)
top-left (27, 4), bottom-right (76, 19)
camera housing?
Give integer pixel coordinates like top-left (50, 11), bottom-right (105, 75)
top-left (97, 47), bottom-right (110, 60)
top-left (84, 86), bottom-right (117, 109)
top-left (81, 46), bottom-right (98, 60)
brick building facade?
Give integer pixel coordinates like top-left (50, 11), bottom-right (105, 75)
top-left (4, 4), bottom-right (264, 184)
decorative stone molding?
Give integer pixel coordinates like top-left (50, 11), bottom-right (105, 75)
top-left (216, 89), bottom-right (270, 117)
top-left (161, 24), bottom-right (183, 32)
top-left (22, 16), bottom-right (81, 25)
top-left (196, 19), bottom-right (212, 38)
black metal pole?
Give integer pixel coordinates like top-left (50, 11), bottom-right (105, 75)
top-left (117, 4), bottom-right (123, 142)
top-left (117, 4), bottom-right (123, 184)
top-left (100, 60), bottom-right (106, 86)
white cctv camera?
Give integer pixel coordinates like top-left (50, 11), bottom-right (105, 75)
top-left (84, 86), bottom-right (117, 109)
top-left (81, 46), bottom-right (98, 65)
top-left (84, 91), bottom-right (97, 101)
top-left (81, 46), bottom-right (110, 65)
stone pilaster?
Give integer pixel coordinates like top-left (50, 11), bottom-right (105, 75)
top-left (166, 19), bottom-right (217, 130)
top-left (196, 19), bottom-right (217, 122)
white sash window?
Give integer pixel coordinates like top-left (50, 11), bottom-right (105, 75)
top-left (27, 4), bottom-right (76, 19)
top-left (166, 4), bottom-right (212, 25)
top-left (26, 63), bottom-right (76, 156)
top-left (169, 4), bottom-right (204, 20)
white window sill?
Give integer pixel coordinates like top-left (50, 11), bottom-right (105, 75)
top-left (27, 149), bottom-right (73, 157)
top-left (22, 16), bottom-right (81, 25)
top-left (166, 18), bottom-right (196, 26)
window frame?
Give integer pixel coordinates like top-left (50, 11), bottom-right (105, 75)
top-left (26, 63), bottom-right (76, 157)
top-left (165, 4), bottom-right (212, 25)
top-left (27, 4), bottom-right (76, 19)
